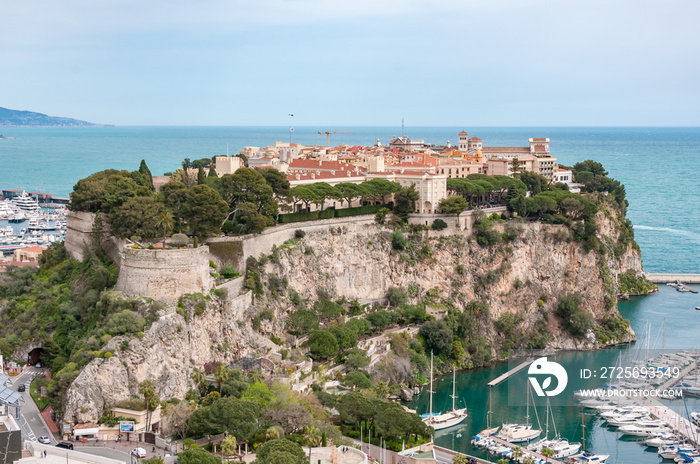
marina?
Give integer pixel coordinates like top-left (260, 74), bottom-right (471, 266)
top-left (0, 191), bottom-right (67, 256)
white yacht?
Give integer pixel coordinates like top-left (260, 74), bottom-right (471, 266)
top-left (11, 191), bottom-right (40, 214)
top-left (618, 419), bottom-right (672, 437)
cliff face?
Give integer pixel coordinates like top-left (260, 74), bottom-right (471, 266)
top-left (62, 287), bottom-right (275, 424)
top-left (62, 201), bottom-right (647, 423)
top-left (267, 205), bottom-right (641, 351)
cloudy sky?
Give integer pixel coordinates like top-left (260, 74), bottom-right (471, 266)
top-left (2, 0), bottom-right (699, 126)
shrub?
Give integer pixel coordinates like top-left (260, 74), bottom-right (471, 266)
top-left (391, 231), bottom-right (407, 251)
top-left (220, 265), bottom-right (239, 279)
top-left (431, 219), bottom-right (448, 231)
top-left (294, 229), bottom-right (306, 239)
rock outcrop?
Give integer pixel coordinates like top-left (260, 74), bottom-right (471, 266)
top-left (62, 201), bottom-right (648, 424)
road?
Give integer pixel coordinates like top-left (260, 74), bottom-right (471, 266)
top-left (9, 367), bottom-right (55, 444)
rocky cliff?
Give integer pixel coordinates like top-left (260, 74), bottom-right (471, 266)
top-left (62, 200), bottom-right (650, 424)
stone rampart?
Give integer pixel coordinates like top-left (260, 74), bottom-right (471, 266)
top-left (115, 246), bottom-right (211, 304)
top-left (207, 214), bottom-right (376, 272)
top-left (65, 211), bottom-right (125, 266)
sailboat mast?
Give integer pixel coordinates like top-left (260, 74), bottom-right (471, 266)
top-left (452, 366), bottom-right (456, 411)
top-left (488, 389), bottom-right (492, 429)
top-left (429, 351), bottom-right (433, 420)
top-left (581, 412), bottom-right (586, 451)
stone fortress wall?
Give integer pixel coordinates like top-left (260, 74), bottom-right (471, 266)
top-left (65, 209), bottom-right (509, 305)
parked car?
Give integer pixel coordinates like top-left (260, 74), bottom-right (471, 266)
top-left (17, 384), bottom-right (25, 392)
top-left (38, 436), bottom-right (51, 444)
top-left (56, 442), bottom-right (74, 450)
top-left (132, 448), bottom-right (147, 458)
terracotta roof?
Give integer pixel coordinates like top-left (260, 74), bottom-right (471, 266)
top-left (531, 138), bottom-right (548, 142)
top-left (468, 136), bottom-right (482, 141)
top-left (286, 169), bottom-right (366, 182)
top-left (288, 159), bottom-right (347, 171)
top-left (74, 423), bottom-right (99, 430)
top-left (458, 131), bottom-right (468, 135)
top-left (481, 147), bottom-right (530, 152)
top-left (19, 246), bottom-right (46, 253)
top-left (533, 146), bottom-right (548, 153)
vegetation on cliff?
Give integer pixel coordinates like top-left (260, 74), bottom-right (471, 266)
top-left (0, 242), bottom-right (167, 418)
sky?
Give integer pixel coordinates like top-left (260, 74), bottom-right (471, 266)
top-left (1, 0), bottom-right (699, 126)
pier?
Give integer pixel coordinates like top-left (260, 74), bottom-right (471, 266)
top-left (487, 359), bottom-right (533, 387)
top-left (646, 273), bottom-right (700, 284)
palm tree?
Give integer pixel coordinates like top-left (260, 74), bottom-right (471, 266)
top-left (374, 381), bottom-right (390, 397)
top-left (215, 365), bottom-right (230, 396)
top-left (138, 379), bottom-right (158, 432)
top-left (156, 211), bottom-right (173, 247)
top-left (452, 455), bottom-right (469, 464)
top-left (221, 435), bottom-right (237, 463)
top-left (511, 446), bottom-right (524, 461)
top-left (540, 447), bottom-right (554, 463)
top-left (302, 426), bottom-right (322, 447)
top-left (523, 456), bottom-right (536, 464)
top-left (497, 459), bottom-right (509, 464)
top-left (265, 427), bottom-right (281, 441)
top-left (190, 367), bottom-right (205, 401)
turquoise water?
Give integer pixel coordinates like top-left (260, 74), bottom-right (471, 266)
top-left (1, 126), bottom-right (697, 272)
top-left (419, 285), bottom-right (700, 463)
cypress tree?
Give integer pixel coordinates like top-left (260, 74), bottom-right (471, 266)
top-left (208, 164), bottom-right (218, 179)
top-left (197, 166), bottom-right (206, 185)
top-left (139, 159), bottom-right (154, 190)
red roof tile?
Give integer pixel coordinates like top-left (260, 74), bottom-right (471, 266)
top-left (481, 147), bottom-right (530, 152)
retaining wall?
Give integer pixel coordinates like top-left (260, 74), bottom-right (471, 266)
top-left (207, 214), bottom-right (376, 272)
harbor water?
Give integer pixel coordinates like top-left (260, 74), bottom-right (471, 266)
top-left (413, 285), bottom-right (700, 463)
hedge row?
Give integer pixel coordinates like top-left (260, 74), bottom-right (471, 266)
top-left (278, 204), bottom-right (387, 223)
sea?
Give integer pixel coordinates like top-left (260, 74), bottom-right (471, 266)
top-left (1, 126), bottom-right (699, 462)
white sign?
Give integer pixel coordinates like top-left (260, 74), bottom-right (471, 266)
top-left (120, 421), bottom-right (135, 432)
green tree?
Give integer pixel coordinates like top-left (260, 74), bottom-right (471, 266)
top-left (71, 169), bottom-right (149, 213)
top-left (157, 211), bottom-right (173, 245)
top-left (510, 157), bottom-right (521, 175)
top-left (362, 178), bottom-right (401, 204)
top-left (335, 183), bottom-right (366, 207)
top-left (220, 435), bottom-right (237, 462)
top-left (345, 347), bottom-right (370, 369)
top-left (439, 195), bottom-right (468, 214)
top-left (394, 185), bottom-right (419, 222)
top-left (289, 185), bottom-right (317, 211)
top-left (344, 370), bottom-right (371, 389)
top-left (197, 166), bottom-right (207, 185)
top-left (159, 181), bottom-right (189, 232)
top-left (184, 184), bottom-right (228, 238)
top-left (337, 392), bottom-right (376, 428)
top-left (190, 367), bottom-right (205, 399)
top-left (187, 397), bottom-right (260, 438)
top-left (138, 379), bottom-right (159, 432)
top-left (220, 168), bottom-right (277, 221)
top-left (307, 330), bottom-right (339, 361)
top-left (178, 448), bottom-right (221, 464)
top-left (308, 182), bottom-right (340, 210)
top-left (215, 365), bottom-right (231, 396)
top-left (139, 159), bottom-right (154, 191)
top-left (255, 439), bottom-right (306, 464)
top-left (256, 167), bottom-right (291, 203)
top-left (241, 381), bottom-right (274, 408)
top-left (302, 425), bottom-right (322, 447)
top-left (419, 320), bottom-right (453, 356)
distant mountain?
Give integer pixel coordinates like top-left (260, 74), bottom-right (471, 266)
top-left (0, 106), bottom-right (104, 127)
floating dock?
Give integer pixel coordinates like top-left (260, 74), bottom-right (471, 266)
top-left (487, 359), bottom-right (533, 387)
